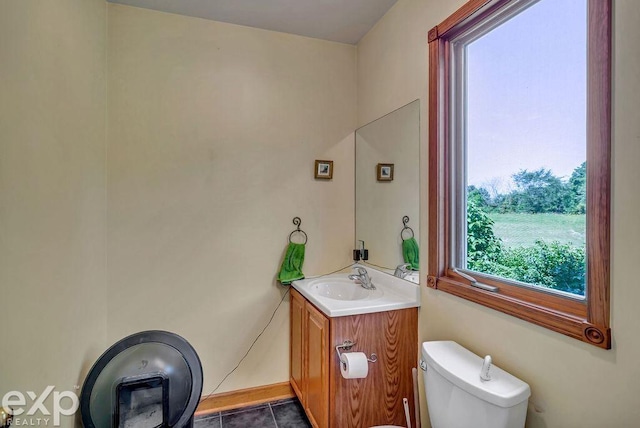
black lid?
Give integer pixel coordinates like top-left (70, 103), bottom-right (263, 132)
top-left (80, 331), bottom-right (203, 428)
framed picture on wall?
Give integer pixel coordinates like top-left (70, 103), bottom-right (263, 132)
top-left (315, 160), bottom-right (334, 179)
top-left (377, 163), bottom-right (394, 181)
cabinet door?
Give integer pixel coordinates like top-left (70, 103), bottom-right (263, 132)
top-left (290, 289), bottom-right (305, 403)
top-left (305, 303), bottom-right (330, 428)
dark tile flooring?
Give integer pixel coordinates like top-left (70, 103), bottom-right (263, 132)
top-left (195, 398), bottom-right (311, 428)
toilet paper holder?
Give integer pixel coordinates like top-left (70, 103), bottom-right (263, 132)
top-left (335, 340), bottom-right (378, 363)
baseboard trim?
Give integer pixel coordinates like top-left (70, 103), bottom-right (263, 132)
top-left (195, 382), bottom-right (295, 416)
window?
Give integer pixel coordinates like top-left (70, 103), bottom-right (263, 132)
top-left (428, 0), bottom-right (611, 348)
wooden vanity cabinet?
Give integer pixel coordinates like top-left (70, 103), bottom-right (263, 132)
top-left (290, 289), bottom-right (330, 428)
top-left (290, 288), bottom-right (418, 428)
top-left (290, 289), bottom-right (305, 399)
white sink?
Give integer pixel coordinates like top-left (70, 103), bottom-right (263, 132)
top-left (309, 277), bottom-right (384, 301)
top-left (292, 265), bottom-right (420, 317)
top-left (405, 272), bottom-right (420, 285)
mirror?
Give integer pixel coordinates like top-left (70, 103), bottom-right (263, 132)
top-left (355, 100), bottom-right (420, 282)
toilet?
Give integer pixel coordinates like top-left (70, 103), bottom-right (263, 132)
top-left (421, 341), bottom-right (530, 428)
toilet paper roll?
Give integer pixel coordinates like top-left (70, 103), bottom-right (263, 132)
top-left (340, 352), bottom-right (369, 379)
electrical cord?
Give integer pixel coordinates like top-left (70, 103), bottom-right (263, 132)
top-left (203, 262), bottom-right (356, 398)
top-left (306, 262), bottom-right (356, 279)
top-left (360, 260), bottom-right (396, 271)
top-left (202, 287), bottom-right (290, 399)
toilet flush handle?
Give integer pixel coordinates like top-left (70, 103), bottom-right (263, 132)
top-left (419, 359), bottom-right (428, 371)
top-left (480, 355), bottom-right (492, 381)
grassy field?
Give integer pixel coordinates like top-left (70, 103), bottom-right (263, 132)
top-left (489, 213), bottom-right (586, 248)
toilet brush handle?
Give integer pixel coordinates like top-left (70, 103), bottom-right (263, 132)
top-left (412, 367), bottom-right (421, 428)
top-left (403, 397), bottom-right (412, 428)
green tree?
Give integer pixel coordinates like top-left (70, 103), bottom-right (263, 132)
top-left (473, 163), bottom-right (587, 214)
top-left (568, 162), bottom-right (586, 214)
top-left (468, 185), bottom-right (491, 209)
top-left (466, 200), bottom-right (503, 271)
top-left (496, 241), bottom-right (585, 295)
top-left (509, 168), bottom-right (571, 213)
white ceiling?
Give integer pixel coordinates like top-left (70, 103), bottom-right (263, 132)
top-left (107, 0), bottom-right (398, 45)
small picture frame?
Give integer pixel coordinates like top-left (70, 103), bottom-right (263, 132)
top-left (377, 163), bottom-right (394, 181)
top-left (315, 160), bottom-right (334, 179)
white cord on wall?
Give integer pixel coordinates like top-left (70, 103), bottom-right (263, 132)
top-left (202, 262), bottom-right (355, 399)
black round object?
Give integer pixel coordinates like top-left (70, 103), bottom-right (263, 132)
top-left (80, 331), bottom-right (203, 428)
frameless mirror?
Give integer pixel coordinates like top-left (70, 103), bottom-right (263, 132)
top-left (355, 100), bottom-right (420, 283)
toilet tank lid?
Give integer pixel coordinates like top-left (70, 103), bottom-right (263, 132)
top-left (422, 341), bottom-right (530, 408)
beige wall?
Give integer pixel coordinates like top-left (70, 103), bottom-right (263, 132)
top-left (0, 0), bottom-right (107, 426)
top-left (107, 4), bottom-right (356, 394)
top-left (357, 0), bottom-right (640, 427)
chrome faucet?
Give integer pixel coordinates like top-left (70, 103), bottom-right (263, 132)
top-left (348, 267), bottom-right (375, 290)
top-left (394, 263), bottom-right (412, 279)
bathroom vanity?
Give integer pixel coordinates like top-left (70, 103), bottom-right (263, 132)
top-left (287, 99), bottom-right (422, 427)
top-left (291, 268), bottom-right (419, 428)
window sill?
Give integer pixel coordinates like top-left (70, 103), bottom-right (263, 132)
top-left (427, 275), bottom-right (611, 349)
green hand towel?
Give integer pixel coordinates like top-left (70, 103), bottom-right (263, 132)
top-left (402, 237), bottom-right (420, 271)
top-left (277, 242), bottom-right (306, 285)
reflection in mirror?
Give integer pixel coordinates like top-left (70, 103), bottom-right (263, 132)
top-left (355, 100), bottom-right (420, 283)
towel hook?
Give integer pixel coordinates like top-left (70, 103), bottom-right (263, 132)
top-left (289, 217), bottom-right (308, 244)
top-left (401, 215), bottom-right (415, 241)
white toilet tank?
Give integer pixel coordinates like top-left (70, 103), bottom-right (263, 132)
top-left (421, 341), bottom-right (530, 428)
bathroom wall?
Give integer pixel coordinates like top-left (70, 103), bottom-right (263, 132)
top-left (107, 4), bottom-right (356, 394)
top-left (0, 0), bottom-right (107, 426)
top-left (357, 0), bottom-right (640, 426)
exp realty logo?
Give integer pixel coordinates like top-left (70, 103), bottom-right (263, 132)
top-left (2, 387), bottom-right (79, 426)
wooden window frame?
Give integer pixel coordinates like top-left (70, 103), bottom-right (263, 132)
top-left (427, 0), bottom-right (612, 349)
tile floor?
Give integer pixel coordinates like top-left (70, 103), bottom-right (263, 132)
top-left (195, 398), bottom-right (311, 428)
